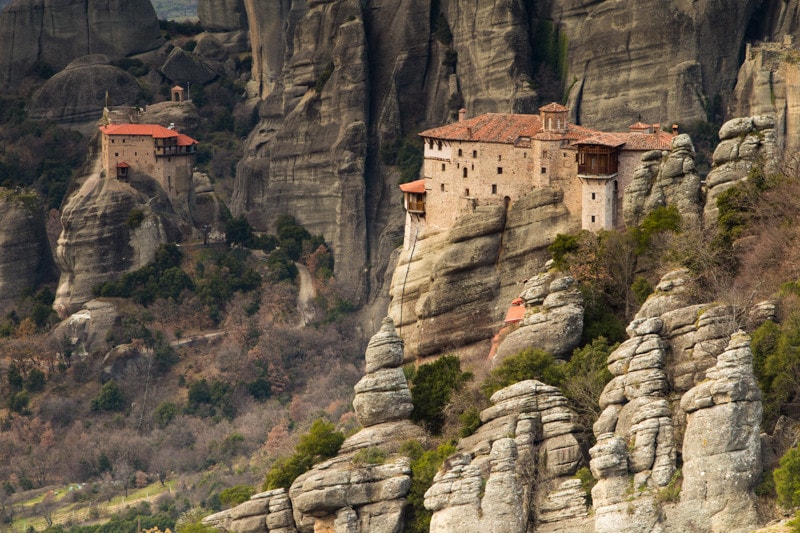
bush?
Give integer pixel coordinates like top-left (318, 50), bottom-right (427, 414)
top-left (776, 445), bottom-right (800, 509)
top-left (219, 485), bottom-right (255, 508)
top-left (25, 368), bottom-right (46, 392)
top-left (352, 447), bottom-right (388, 465)
top-left (91, 380), bottom-right (125, 412)
top-left (402, 440), bottom-right (456, 533)
top-left (458, 408), bottom-right (481, 438)
top-left (126, 209), bottom-right (145, 229)
top-left (548, 233), bottom-right (580, 270)
top-left (408, 355), bottom-right (473, 434)
top-left (225, 215), bottom-right (254, 247)
top-left (154, 402), bottom-right (179, 428)
top-left (263, 419), bottom-right (345, 490)
top-left (314, 61), bottom-right (335, 93)
top-left (482, 348), bottom-right (564, 397)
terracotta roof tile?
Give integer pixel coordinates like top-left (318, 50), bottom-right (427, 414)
top-left (100, 124), bottom-right (198, 145)
top-left (421, 114), bottom-right (603, 145)
top-left (539, 102), bottom-right (569, 112)
top-left (399, 179), bottom-right (426, 193)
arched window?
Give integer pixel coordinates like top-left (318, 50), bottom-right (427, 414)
top-left (463, 167), bottom-right (468, 178)
top-left (458, 149), bottom-right (463, 157)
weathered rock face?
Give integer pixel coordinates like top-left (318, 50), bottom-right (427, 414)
top-left (198, 0), bottom-right (247, 31)
top-left (233, 1), bottom-right (369, 305)
top-left (494, 271), bottom-right (584, 361)
top-left (50, 299), bottom-right (120, 357)
top-left (0, 0), bottom-right (162, 91)
top-left (550, 0), bottom-right (761, 129)
top-left (28, 56), bottom-right (141, 124)
top-left (53, 140), bottom-right (181, 315)
top-left (730, 40), bottom-right (800, 157)
top-left (623, 134), bottom-right (703, 228)
top-left (703, 115), bottom-right (779, 223)
top-left (425, 380), bottom-right (591, 533)
top-left (589, 269), bottom-right (763, 533)
top-left (289, 317), bottom-right (423, 533)
top-left (204, 489), bottom-right (297, 533)
top-left (389, 187), bottom-right (578, 360)
top-left (670, 332), bottom-right (762, 532)
top-left (0, 190), bottom-right (54, 311)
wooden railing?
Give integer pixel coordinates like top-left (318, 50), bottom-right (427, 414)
top-left (407, 200), bottom-right (425, 214)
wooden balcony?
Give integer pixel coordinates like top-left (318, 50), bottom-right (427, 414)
top-left (407, 200), bottom-right (425, 214)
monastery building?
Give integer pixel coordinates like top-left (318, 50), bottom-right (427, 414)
top-left (400, 103), bottom-right (674, 248)
top-left (99, 122), bottom-right (198, 208)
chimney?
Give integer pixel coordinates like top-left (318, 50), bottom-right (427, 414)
top-left (459, 108), bottom-right (466, 122)
top-left (672, 124), bottom-right (679, 137)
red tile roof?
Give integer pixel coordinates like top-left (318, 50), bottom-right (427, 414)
top-left (420, 114), bottom-right (600, 145)
top-left (100, 124), bottom-right (198, 145)
top-left (399, 179), bottom-right (426, 193)
top-left (539, 102), bottom-right (569, 112)
top-left (575, 132), bottom-right (627, 148)
top-left (574, 130), bottom-right (673, 151)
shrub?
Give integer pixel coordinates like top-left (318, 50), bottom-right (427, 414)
top-left (776, 445), bottom-right (800, 508)
top-left (126, 208), bottom-right (145, 229)
top-left (408, 355), bottom-right (473, 434)
top-left (225, 215), bottom-right (254, 247)
top-left (24, 368), bottom-right (46, 392)
top-left (482, 348), bottom-right (564, 397)
top-left (458, 408), bottom-right (481, 438)
top-left (562, 337), bottom-right (616, 434)
top-left (91, 380), bottom-right (125, 412)
top-left (548, 233), bottom-right (580, 270)
top-left (314, 61), bottom-right (335, 93)
top-left (219, 485), bottom-right (255, 508)
top-left (352, 447), bottom-right (388, 465)
top-left (402, 440), bottom-right (456, 533)
top-left (263, 419), bottom-right (345, 490)
top-left (575, 467), bottom-right (597, 504)
top-left (154, 402), bottom-right (179, 428)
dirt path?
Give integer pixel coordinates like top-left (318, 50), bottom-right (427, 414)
top-left (296, 262), bottom-right (316, 326)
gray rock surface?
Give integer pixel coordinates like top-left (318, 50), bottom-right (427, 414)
top-left (494, 272), bottom-right (584, 361)
top-left (0, 189), bottom-right (54, 312)
top-left (198, 0), bottom-right (247, 31)
top-left (0, 0), bottom-right (162, 90)
top-left (623, 134), bottom-right (703, 228)
top-left (28, 57), bottom-right (141, 124)
top-left (426, 380), bottom-right (590, 533)
top-left (671, 332), bottom-right (762, 533)
top-left (704, 115), bottom-right (779, 223)
top-left (389, 187), bottom-right (578, 360)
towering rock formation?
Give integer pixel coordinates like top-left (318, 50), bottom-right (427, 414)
top-left (0, 189), bottom-right (54, 311)
top-left (233, 1), bottom-right (370, 304)
top-left (425, 380), bottom-right (590, 533)
top-left (0, 0), bottom-right (162, 91)
top-left (703, 115), bottom-right (779, 223)
top-left (204, 317), bottom-right (425, 533)
top-left (589, 269), bottom-right (763, 533)
top-left (198, 0), bottom-right (248, 32)
top-left (729, 40), bottom-right (800, 155)
top-left (53, 138), bottom-right (181, 315)
top-left (390, 187), bottom-right (578, 360)
top-left (622, 133), bottom-right (703, 228)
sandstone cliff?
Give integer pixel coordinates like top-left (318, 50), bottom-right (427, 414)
top-left (53, 136), bottom-right (182, 315)
top-left (0, 0), bottom-right (162, 91)
top-left (0, 189), bottom-right (54, 311)
top-left (389, 188), bottom-right (578, 360)
top-left (704, 115), bottom-right (779, 223)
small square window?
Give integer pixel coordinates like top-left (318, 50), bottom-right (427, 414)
top-left (523, 152), bottom-right (527, 158)
top-left (591, 192), bottom-right (596, 200)
top-left (498, 155), bottom-right (502, 161)
top-left (115, 152), bottom-right (119, 157)
top-left (472, 150), bottom-right (477, 158)
top-left (442, 163), bottom-right (446, 171)
top-left (497, 167), bottom-right (503, 175)
top-left (441, 183), bottom-right (445, 192)
top-left (542, 150), bottom-right (548, 157)
top-left (492, 184), bottom-right (497, 194)
top-left (465, 188), bottom-right (470, 196)
top-left (458, 149), bottom-right (463, 156)
top-left (591, 215), bottom-right (596, 223)
top-left (541, 167), bottom-right (546, 174)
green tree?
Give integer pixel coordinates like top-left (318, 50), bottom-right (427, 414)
top-left (482, 347), bottom-right (564, 397)
top-left (225, 215), bottom-right (254, 247)
top-left (775, 445), bottom-right (800, 509)
top-left (402, 441), bottom-right (456, 533)
top-left (91, 380), bottom-right (126, 412)
top-left (263, 419), bottom-right (345, 490)
top-left (219, 485), bottom-right (255, 507)
top-left (408, 355), bottom-right (473, 434)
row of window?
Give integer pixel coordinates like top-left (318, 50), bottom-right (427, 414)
top-left (438, 183), bottom-right (499, 195)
